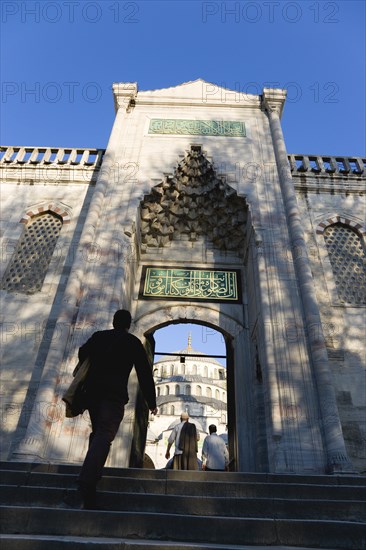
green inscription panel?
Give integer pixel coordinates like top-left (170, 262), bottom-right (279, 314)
top-left (148, 119), bottom-right (246, 137)
top-left (141, 267), bottom-right (241, 303)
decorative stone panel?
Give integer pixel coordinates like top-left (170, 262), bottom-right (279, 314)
top-left (140, 146), bottom-right (247, 252)
top-left (322, 223), bottom-right (366, 305)
top-left (1, 212), bottom-right (63, 294)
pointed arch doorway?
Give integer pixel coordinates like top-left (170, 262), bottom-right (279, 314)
top-left (127, 307), bottom-right (257, 473)
top-left (145, 322), bottom-right (229, 470)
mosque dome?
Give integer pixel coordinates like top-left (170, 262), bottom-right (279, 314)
top-left (155, 333), bottom-right (225, 367)
top-left (145, 333), bottom-right (228, 469)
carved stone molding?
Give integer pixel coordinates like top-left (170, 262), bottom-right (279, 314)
top-left (133, 305), bottom-right (244, 342)
top-left (262, 88), bottom-right (287, 118)
top-left (112, 82), bottom-right (138, 111)
top-left (315, 214), bottom-right (366, 237)
top-left (20, 201), bottom-right (72, 225)
top-left (140, 146), bottom-right (248, 252)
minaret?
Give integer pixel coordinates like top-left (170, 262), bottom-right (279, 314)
top-left (187, 332), bottom-right (192, 352)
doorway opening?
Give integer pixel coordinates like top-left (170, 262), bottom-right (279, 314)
top-left (144, 322), bottom-right (230, 470)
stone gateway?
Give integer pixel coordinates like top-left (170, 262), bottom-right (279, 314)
top-left (1, 80), bottom-right (365, 474)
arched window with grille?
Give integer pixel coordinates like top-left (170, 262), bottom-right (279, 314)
top-left (165, 385), bottom-right (170, 396)
top-left (175, 384), bottom-right (180, 396)
top-left (185, 384), bottom-right (191, 396)
top-left (323, 223), bottom-right (366, 305)
top-left (1, 212), bottom-right (63, 294)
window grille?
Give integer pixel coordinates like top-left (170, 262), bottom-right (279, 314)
top-left (1, 212), bottom-right (62, 294)
top-left (323, 223), bottom-right (366, 305)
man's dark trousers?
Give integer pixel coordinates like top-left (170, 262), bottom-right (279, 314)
top-left (79, 399), bottom-right (124, 507)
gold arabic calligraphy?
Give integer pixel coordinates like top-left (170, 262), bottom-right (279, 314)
top-left (143, 268), bottom-right (239, 301)
top-left (148, 119), bottom-right (246, 137)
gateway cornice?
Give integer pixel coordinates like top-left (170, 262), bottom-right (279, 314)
top-left (113, 79), bottom-right (262, 110)
top-left (126, 96), bottom-right (262, 109)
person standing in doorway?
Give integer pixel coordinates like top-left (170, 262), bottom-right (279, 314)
top-left (77, 309), bottom-right (157, 509)
top-left (165, 412), bottom-right (200, 470)
top-left (202, 424), bottom-right (229, 471)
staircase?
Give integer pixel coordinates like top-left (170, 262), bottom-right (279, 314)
top-left (0, 461), bottom-right (365, 549)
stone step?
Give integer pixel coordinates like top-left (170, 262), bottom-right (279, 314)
top-left (1, 506), bottom-right (365, 549)
top-left (2, 461), bottom-right (365, 486)
top-left (0, 536), bottom-right (327, 550)
top-left (1, 462), bottom-right (365, 550)
top-left (1, 468), bottom-right (365, 500)
top-left (1, 485), bottom-right (365, 521)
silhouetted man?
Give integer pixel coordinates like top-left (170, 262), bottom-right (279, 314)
top-left (78, 309), bottom-right (157, 508)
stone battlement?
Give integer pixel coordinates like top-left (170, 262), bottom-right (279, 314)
top-left (289, 154), bottom-right (365, 176)
top-left (0, 145), bottom-right (105, 167)
top-left (289, 154), bottom-right (365, 194)
top-left (1, 146), bottom-right (365, 191)
top-left (0, 146), bottom-right (105, 185)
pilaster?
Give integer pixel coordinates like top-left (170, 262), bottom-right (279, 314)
top-left (262, 88), bottom-right (354, 473)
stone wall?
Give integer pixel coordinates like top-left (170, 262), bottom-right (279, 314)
top-left (0, 147), bottom-right (102, 460)
top-left (293, 157), bottom-right (366, 472)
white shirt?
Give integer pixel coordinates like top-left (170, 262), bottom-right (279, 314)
top-left (202, 433), bottom-right (229, 470)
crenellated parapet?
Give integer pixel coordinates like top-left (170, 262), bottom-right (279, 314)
top-left (1, 146), bottom-right (365, 192)
top-left (288, 154), bottom-right (366, 193)
top-left (0, 145), bottom-right (105, 185)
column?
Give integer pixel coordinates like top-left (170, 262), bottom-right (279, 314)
top-left (262, 88), bottom-right (353, 473)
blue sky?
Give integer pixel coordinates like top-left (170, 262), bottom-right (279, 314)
top-left (1, 1), bottom-right (364, 155)
top-left (1, 0), bottom-right (365, 360)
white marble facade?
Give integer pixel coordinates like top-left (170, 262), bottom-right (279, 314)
top-left (0, 80), bottom-right (365, 473)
